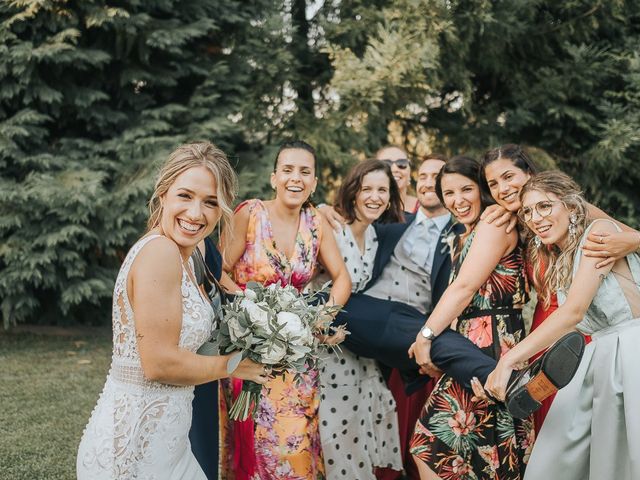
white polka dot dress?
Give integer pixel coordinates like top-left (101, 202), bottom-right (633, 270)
top-left (316, 225), bottom-right (403, 479)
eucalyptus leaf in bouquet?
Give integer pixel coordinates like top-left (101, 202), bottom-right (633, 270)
top-left (217, 281), bottom-right (342, 420)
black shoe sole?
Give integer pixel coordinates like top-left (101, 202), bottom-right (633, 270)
top-left (506, 331), bottom-right (585, 419)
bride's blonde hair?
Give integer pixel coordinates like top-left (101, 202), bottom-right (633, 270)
top-left (520, 171), bottom-right (588, 308)
top-left (147, 142), bottom-right (238, 242)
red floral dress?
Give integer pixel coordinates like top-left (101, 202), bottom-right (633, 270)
top-left (410, 231), bottom-right (535, 480)
top-left (219, 199), bottom-right (324, 480)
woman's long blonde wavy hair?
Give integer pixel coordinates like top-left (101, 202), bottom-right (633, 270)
top-left (147, 142), bottom-right (238, 243)
top-left (520, 171), bottom-right (588, 309)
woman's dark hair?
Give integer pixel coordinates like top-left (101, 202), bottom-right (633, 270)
top-left (481, 144), bottom-right (539, 176)
top-left (435, 155), bottom-right (495, 211)
top-left (273, 140), bottom-right (317, 172)
top-left (335, 159), bottom-right (404, 224)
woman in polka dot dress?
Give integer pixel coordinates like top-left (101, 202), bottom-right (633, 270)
top-left (313, 159), bottom-right (405, 479)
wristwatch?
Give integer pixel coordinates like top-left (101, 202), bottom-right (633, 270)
top-left (421, 326), bottom-right (436, 341)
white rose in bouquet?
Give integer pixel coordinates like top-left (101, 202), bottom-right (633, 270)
top-left (243, 288), bottom-right (258, 300)
top-left (277, 286), bottom-right (298, 309)
top-left (227, 317), bottom-right (251, 343)
top-left (257, 341), bottom-right (287, 364)
top-left (276, 311), bottom-right (314, 346)
top-left (240, 298), bottom-right (270, 330)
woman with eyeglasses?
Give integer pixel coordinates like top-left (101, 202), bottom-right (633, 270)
top-left (484, 170), bottom-right (640, 480)
top-left (480, 144), bottom-right (640, 433)
top-left (375, 145), bottom-right (420, 214)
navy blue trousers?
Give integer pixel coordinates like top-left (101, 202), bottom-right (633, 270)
top-left (189, 381), bottom-right (218, 479)
top-left (335, 293), bottom-right (497, 391)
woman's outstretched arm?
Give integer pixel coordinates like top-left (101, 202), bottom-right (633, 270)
top-left (409, 220), bottom-right (517, 371)
top-left (485, 219), bottom-right (618, 399)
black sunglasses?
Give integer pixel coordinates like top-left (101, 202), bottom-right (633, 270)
top-left (380, 158), bottom-right (411, 170)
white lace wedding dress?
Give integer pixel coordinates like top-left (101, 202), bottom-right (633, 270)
top-left (77, 235), bottom-right (215, 479)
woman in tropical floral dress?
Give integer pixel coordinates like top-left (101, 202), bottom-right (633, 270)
top-left (409, 156), bottom-right (534, 480)
top-left (218, 140), bottom-right (351, 480)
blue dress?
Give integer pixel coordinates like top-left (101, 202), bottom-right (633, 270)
top-left (189, 238), bottom-right (223, 480)
top-left (525, 220), bottom-right (640, 480)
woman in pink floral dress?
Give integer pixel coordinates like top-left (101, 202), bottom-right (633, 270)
top-left (219, 140), bottom-right (351, 480)
top-left (409, 156), bottom-right (533, 480)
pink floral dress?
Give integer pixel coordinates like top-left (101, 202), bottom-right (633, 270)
top-left (410, 230), bottom-right (534, 480)
top-left (219, 199), bottom-right (324, 480)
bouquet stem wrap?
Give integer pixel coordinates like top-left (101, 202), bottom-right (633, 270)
top-left (229, 379), bottom-right (263, 421)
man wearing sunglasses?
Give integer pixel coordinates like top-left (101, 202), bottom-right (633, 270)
top-left (375, 145), bottom-right (419, 214)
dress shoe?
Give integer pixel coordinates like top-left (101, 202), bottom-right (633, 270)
top-left (505, 331), bottom-right (585, 419)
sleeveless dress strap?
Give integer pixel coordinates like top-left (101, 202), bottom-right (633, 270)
top-left (572, 220), bottom-right (621, 277)
top-left (120, 234), bottom-right (164, 280)
top-left (558, 220), bottom-right (623, 305)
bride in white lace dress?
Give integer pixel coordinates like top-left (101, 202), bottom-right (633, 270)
top-left (77, 143), bottom-right (268, 479)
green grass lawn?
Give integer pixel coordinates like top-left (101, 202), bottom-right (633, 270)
top-left (0, 330), bottom-right (112, 480)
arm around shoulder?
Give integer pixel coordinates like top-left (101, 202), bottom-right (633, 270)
top-left (317, 216), bottom-right (351, 306)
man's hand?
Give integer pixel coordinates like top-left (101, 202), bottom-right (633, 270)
top-left (317, 325), bottom-right (348, 345)
top-left (318, 204), bottom-right (346, 232)
top-left (408, 336), bottom-right (440, 376)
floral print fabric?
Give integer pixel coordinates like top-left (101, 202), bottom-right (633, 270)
top-left (220, 199), bottom-right (325, 480)
top-left (232, 199), bottom-right (321, 291)
top-left (410, 230), bottom-right (534, 480)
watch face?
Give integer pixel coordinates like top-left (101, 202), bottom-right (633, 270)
top-left (422, 327), bottom-right (433, 339)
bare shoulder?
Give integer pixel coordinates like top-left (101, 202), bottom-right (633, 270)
top-left (232, 201), bottom-right (252, 224)
top-left (319, 212), bottom-right (332, 232)
top-left (130, 235), bottom-right (182, 282)
top-left (474, 219), bottom-right (517, 253)
top-left (588, 218), bottom-right (618, 234)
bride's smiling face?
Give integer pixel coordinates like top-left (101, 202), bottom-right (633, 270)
top-left (160, 166), bottom-right (220, 257)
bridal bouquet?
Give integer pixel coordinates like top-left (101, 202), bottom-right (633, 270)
top-left (217, 281), bottom-right (342, 421)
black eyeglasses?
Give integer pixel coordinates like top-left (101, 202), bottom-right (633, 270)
top-left (380, 158), bottom-right (411, 170)
top-left (518, 200), bottom-right (561, 223)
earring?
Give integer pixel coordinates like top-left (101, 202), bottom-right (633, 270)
top-left (569, 212), bottom-right (577, 239)
top-left (386, 202), bottom-right (391, 211)
top-left (534, 236), bottom-right (542, 248)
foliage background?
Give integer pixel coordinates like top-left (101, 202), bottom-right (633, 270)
top-left (1, 0), bottom-right (639, 327)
